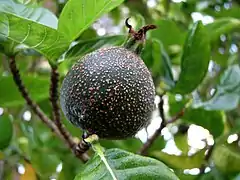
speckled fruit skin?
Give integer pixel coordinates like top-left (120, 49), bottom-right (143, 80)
top-left (60, 47), bottom-right (155, 139)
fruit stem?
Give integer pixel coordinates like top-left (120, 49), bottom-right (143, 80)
top-left (84, 134), bottom-right (118, 180)
top-left (123, 18), bottom-right (157, 54)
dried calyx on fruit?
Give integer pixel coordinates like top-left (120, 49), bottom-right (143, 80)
top-left (60, 18), bottom-right (157, 139)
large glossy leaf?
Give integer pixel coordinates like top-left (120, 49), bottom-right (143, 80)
top-left (0, 10), bottom-right (70, 61)
top-left (0, 0), bottom-right (58, 29)
top-left (195, 65), bottom-right (240, 111)
top-left (0, 114), bottom-right (13, 150)
top-left (58, 0), bottom-right (124, 41)
top-left (64, 35), bottom-right (125, 61)
top-left (151, 148), bottom-right (205, 169)
top-left (75, 148), bottom-right (179, 180)
top-left (182, 108), bottom-right (224, 138)
top-left (213, 144), bottom-right (240, 173)
top-left (0, 0), bottom-right (69, 62)
top-left (172, 21), bottom-right (210, 94)
top-left (206, 18), bottom-right (240, 43)
top-left (0, 75), bottom-right (49, 107)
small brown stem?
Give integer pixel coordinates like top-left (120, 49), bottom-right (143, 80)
top-left (124, 17), bottom-right (156, 53)
top-left (74, 140), bottom-right (90, 162)
top-left (139, 96), bottom-right (185, 155)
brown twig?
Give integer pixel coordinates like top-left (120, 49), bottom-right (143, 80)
top-left (8, 56), bottom-right (89, 162)
top-left (9, 56), bottom-right (62, 137)
top-left (139, 95), bottom-right (185, 155)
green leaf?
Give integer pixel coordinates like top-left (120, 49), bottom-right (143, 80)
top-left (0, 0), bottom-right (58, 29)
top-left (0, 12), bottom-right (70, 61)
top-left (0, 75), bottom-right (49, 107)
top-left (142, 39), bottom-right (175, 89)
top-left (0, 114), bottom-right (13, 150)
top-left (59, 154), bottom-right (84, 180)
top-left (182, 108), bottom-right (225, 138)
top-left (31, 148), bottom-right (61, 178)
top-left (151, 39), bottom-right (175, 88)
top-left (206, 18), bottom-right (240, 43)
top-left (213, 144), bottom-right (240, 173)
top-left (168, 93), bottom-right (189, 116)
top-left (195, 65), bottom-right (240, 111)
top-left (204, 7), bottom-right (240, 20)
top-left (148, 137), bottom-right (166, 152)
top-left (75, 148), bottom-right (179, 180)
top-left (151, 148), bottom-right (205, 169)
top-left (174, 134), bottom-right (189, 155)
top-left (65, 35), bottom-right (125, 61)
top-left (172, 21), bottom-right (211, 94)
top-left (151, 19), bottom-right (185, 51)
top-left (58, 0), bottom-right (124, 41)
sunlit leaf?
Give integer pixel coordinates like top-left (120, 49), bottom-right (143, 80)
top-left (0, 13), bottom-right (70, 62)
top-left (0, 0), bottom-right (69, 62)
top-left (0, 0), bottom-right (58, 29)
top-left (75, 148), bottom-right (179, 180)
top-left (58, 0), bottom-right (124, 41)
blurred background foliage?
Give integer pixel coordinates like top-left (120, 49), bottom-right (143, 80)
top-left (0, 0), bottom-right (240, 179)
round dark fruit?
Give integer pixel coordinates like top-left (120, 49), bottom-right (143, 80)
top-left (60, 19), bottom-right (157, 139)
top-left (60, 47), bottom-right (155, 139)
